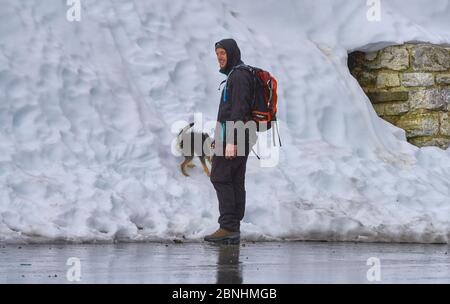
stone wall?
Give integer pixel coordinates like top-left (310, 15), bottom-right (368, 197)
top-left (348, 43), bottom-right (450, 149)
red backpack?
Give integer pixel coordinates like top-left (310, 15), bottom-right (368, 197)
top-left (233, 64), bottom-right (281, 146)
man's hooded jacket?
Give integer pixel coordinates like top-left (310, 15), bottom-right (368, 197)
top-left (215, 39), bottom-right (256, 149)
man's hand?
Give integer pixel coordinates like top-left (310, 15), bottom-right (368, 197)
top-left (225, 143), bottom-right (237, 160)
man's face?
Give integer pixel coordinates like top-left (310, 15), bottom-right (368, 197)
top-left (215, 48), bottom-right (227, 69)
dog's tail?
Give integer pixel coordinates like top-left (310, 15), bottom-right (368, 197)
top-left (176, 122), bottom-right (195, 151)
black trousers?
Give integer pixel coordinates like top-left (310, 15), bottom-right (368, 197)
top-left (210, 153), bottom-right (249, 232)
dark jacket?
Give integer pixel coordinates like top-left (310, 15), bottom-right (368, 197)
top-left (215, 39), bottom-right (256, 149)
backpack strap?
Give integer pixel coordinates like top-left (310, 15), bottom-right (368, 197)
top-left (220, 64), bottom-right (248, 104)
top-left (229, 64), bottom-right (253, 77)
top-left (232, 64), bottom-right (258, 110)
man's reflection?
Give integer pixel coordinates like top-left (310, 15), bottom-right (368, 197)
top-left (216, 244), bottom-right (243, 284)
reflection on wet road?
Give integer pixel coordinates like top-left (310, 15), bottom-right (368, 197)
top-left (0, 242), bottom-right (449, 283)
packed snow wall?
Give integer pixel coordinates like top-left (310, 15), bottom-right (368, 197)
top-left (0, 0), bottom-right (449, 243)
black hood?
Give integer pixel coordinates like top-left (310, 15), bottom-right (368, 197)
top-left (215, 38), bottom-right (244, 75)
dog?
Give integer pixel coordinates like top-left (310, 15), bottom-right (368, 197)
top-left (176, 122), bottom-right (213, 177)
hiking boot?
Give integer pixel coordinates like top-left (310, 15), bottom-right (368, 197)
top-left (204, 228), bottom-right (240, 244)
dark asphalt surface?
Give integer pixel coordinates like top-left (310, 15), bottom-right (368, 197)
top-left (0, 241), bottom-right (449, 283)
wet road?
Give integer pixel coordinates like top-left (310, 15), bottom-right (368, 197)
top-left (0, 241), bottom-right (449, 283)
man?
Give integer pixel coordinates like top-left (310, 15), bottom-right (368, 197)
top-left (204, 38), bottom-right (257, 244)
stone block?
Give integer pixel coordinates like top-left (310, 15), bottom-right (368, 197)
top-left (357, 71), bottom-right (377, 87)
top-left (436, 74), bottom-right (450, 85)
top-left (409, 88), bottom-right (449, 110)
top-left (376, 73), bottom-right (400, 88)
top-left (412, 44), bottom-right (450, 71)
top-left (378, 46), bottom-right (410, 71)
top-left (396, 112), bottom-right (440, 137)
top-left (401, 73), bottom-right (434, 87)
top-left (367, 91), bottom-right (409, 103)
top-left (372, 104), bottom-right (385, 116)
top-left (365, 52), bottom-right (378, 61)
top-left (440, 113), bottom-right (450, 136)
top-left (384, 102), bottom-right (410, 116)
top-left (409, 137), bottom-right (450, 149)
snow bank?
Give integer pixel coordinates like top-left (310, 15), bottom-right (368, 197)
top-left (0, 0), bottom-right (449, 243)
